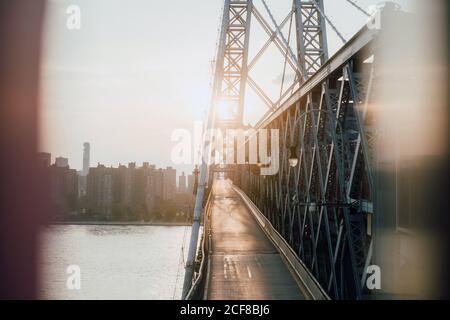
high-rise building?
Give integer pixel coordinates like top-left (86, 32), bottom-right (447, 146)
top-left (188, 174), bottom-right (195, 194)
top-left (135, 163), bottom-right (156, 217)
top-left (123, 162), bottom-right (136, 206)
top-left (153, 168), bottom-right (165, 200)
top-left (49, 164), bottom-right (78, 220)
top-left (87, 164), bottom-right (114, 219)
top-left (82, 142), bottom-right (90, 176)
top-left (55, 157), bottom-right (69, 168)
top-left (86, 162), bottom-right (162, 220)
top-left (78, 174), bottom-right (87, 198)
top-left (78, 142), bottom-right (91, 197)
top-left (84, 163), bottom-right (184, 220)
top-left (163, 167), bottom-right (176, 200)
top-left (179, 172), bottom-right (187, 193)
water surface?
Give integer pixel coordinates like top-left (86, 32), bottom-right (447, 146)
top-left (40, 225), bottom-right (190, 300)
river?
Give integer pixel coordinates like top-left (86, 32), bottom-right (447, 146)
top-left (39, 224), bottom-right (191, 300)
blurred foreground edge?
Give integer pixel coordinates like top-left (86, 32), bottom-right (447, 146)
top-left (374, 0), bottom-right (450, 299)
top-left (0, 0), bottom-right (47, 299)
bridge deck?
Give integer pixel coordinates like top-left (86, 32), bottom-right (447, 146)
top-left (205, 181), bottom-right (305, 300)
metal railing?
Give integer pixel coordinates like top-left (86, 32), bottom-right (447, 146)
top-left (184, 190), bottom-right (213, 300)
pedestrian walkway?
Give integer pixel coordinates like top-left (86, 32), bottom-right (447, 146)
top-left (205, 180), bottom-right (306, 300)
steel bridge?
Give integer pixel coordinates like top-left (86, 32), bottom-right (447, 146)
top-left (182, 0), bottom-right (416, 300)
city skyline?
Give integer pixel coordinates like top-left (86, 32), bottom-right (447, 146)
top-left (41, 145), bottom-right (194, 182)
top-left (38, 148), bottom-right (195, 222)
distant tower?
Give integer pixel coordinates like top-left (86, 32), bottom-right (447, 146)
top-left (83, 142), bottom-right (90, 176)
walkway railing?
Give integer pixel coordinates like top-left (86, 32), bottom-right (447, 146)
top-left (184, 190), bottom-right (213, 300)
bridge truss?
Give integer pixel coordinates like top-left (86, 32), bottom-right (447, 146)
top-left (236, 49), bottom-right (377, 299)
top-left (184, 0), bottom-right (390, 300)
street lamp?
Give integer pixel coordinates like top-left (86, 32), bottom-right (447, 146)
top-left (288, 146), bottom-right (299, 167)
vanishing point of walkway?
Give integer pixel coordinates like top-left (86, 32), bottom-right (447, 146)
top-left (206, 180), bottom-right (306, 300)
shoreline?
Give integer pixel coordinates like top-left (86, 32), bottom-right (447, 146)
top-left (47, 221), bottom-right (192, 227)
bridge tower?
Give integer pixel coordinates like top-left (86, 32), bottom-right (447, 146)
top-left (212, 0), bottom-right (329, 128)
top-left (213, 0), bottom-right (253, 129)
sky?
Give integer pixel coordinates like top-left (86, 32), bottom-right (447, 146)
top-left (40, 0), bottom-right (413, 176)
